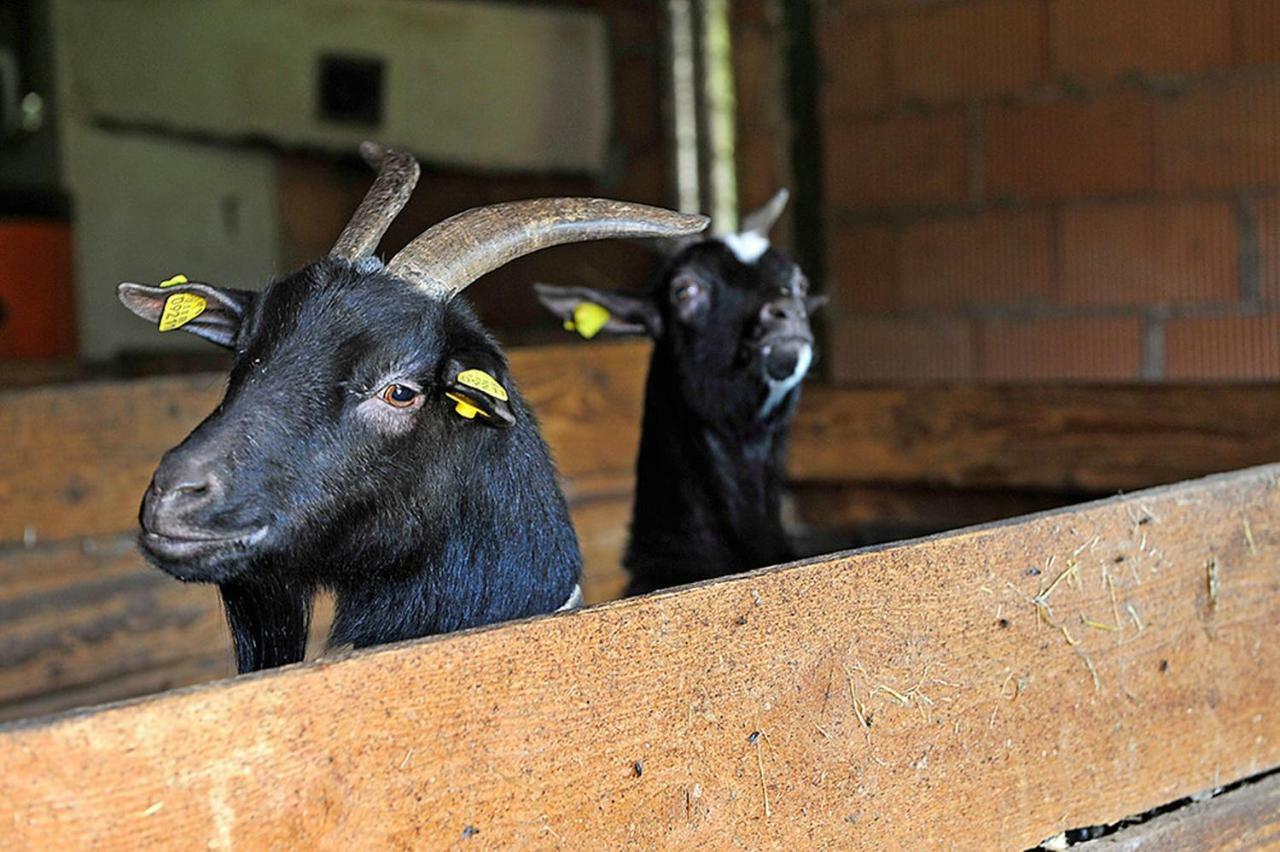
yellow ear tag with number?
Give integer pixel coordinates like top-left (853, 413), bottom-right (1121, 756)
top-left (455, 369), bottom-right (508, 401)
top-left (158, 293), bottom-right (207, 332)
top-left (563, 302), bottom-right (610, 339)
top-left (159, 273), bottom-right (189, 288)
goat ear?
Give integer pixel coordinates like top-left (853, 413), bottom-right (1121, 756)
top-left (441, 351), bottom-right (516, 429)
top-left (805, 293), bottom-right (828, 314)
top-left (533, 283), bottom-right (662, 339)
top-left (117, 280), bottom-right (254, 349)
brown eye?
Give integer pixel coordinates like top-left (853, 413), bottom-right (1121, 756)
top-left (380, 383), bottom-right (421, 409)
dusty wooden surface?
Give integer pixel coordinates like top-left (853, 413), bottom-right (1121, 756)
top-left (1076, 771), bottom-right (1280, 850)
top-left (1, 465), bottom-right (1277, 849)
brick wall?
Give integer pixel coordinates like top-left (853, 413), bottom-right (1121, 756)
top-left (817, 0), bottom-right (1280, 383)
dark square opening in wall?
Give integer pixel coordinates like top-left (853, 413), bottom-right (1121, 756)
top-left (317, 54), bottom-right (384, 127)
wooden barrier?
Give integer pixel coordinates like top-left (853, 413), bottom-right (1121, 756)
top-left (3, 342), bottom-right (1280, 722)
top-left (1, 465), bottom-right (1277, 847)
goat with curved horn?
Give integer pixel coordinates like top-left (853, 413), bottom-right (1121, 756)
top-left (115, 140), bottom-right (712, 672)
top-left (328, 142), bottom-right (421, 260)
top-left (387, 198), bottom-right (710, 300)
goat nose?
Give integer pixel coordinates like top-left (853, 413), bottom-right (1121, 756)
top-left (152, 456), bottom-right (218, 502)
top-left (760, 300), bottom-right (799, 324)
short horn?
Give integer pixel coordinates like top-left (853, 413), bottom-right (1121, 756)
top-left (329, 142), bottom-right (421, 261)
top-left (386, 198), bottom-right (710, 300)
top-left (740, 188), bottom-right (789, 238)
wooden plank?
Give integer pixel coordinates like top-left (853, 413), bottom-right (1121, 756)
top-left (7, 343), bottom-right (1280, 547)
top-left (1075, 772), bottom-right (1280, 850)
top-left (0, 491), bottom-right (633, 721)
top-left (1, 465), bottom-right (1277, 848)
top-left (0, 340), bottom-right (650, 546)
top-left (791, 383), bottom-right (1280, 492)
top-left (0, 535), bottom-right (232, 719)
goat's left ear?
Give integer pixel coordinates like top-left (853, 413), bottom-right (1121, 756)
top-left (805, 294), bottom-right (829, 314)
top-left (441, 351), bottom-right (516, 428)
top-left (117, 280), bottom-right (254, 348)
top-left (533, 283), bottom-right (662, 339)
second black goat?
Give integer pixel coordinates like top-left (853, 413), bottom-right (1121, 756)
top-left (536, 190), bottom-right (823, 595)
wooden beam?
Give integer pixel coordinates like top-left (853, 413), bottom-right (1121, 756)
top-left (0, 340), bottom-right (649, 547)
top-left (7, 343), bottom-right (1280, 548)
top-left (2, 465), bottom-right (1277, 848)
top-left (0, 488), bottom-right (632, 722)
top-left (791, 383), bottom-right (1280, 492)
top-left (1074, 772), bottom-right (1280, 850)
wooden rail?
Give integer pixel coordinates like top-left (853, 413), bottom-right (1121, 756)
top-left (3, 342), bottom-right (1280, 721)
top-left (1, 465), bottom-right (1277, 847)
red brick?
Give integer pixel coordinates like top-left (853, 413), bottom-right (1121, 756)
top-left (892, 0), bottom-right (1047, 103)
top-left (818, 15), bottom-right (889, 117)
top-left (1156, 77), bottom-right (1280, 192)
top-left (1050, 0), bottom-right (1231, 80)
top-left (986, 93), bottom-right (1156, 201)
top-left (1165, 315), bottom-right (1280, 379)
top-left (900, 209), bottom-right (1053, 309)
top-left (1232, 0), bottom-right (1280, 66)
top-left (980, 317), bottom-right (1144, 381)
top-left (831, 316), bottom-right (974, 383)
top-left (825, 112), bottom-right (969, 210)
top-left (1059, 201), bottom-right (1238, 306)
top-left (1256, 196), bottom-right (1280, 303)
top-left (827, 226), bottom-right (901, 313)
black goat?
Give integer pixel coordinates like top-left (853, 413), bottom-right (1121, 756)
top-left (118, 143), bottom-right (707, 672)
top-left (536, 191), bottom-right (822, 596)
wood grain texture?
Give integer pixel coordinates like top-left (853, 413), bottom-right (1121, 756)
top-left (7, 343), bottom-right (1280, 548)
top-left (0, 341), bottom-right (651, 547)
top-left (1075, 772), bottom-right (1280, 850)
top-left (2, 465), bottom-right (1277, 849)
top-left (792, 383), bottom-right (1280, 492)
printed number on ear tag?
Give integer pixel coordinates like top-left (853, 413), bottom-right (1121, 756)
top-left (158, 293), bottom-right (207, 332)
top-left (563, 302), bottom-right (610, 339)
top-left (455, 369), bottom-right (508, 401)
top-left (445, 391), bottom-right (484, 420)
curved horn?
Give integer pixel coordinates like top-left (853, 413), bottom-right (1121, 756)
top-left (386, 198), bottom-right (710, 300)
top-left (329, 142), bottom-right (421, 261)
top-left (740, 188), bottom-right (789, 238)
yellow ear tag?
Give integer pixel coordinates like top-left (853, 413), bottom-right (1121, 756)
top-left (159, 273), bottom-right (189, 288)
top-left (455, 369), bottom-right (508, 401)
top-left (445, 391), bottom-right (484, 419)
top-left (564, 302), bottom-right (610, 339)
top-left (158, 293), bottom-right (207, 332)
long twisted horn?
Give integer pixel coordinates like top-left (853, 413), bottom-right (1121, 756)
top-left (329, 142), bottom-right (421, 261)
top-left (386, 198), bottom-right (709, 300)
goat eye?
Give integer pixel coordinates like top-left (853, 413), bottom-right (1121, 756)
top-left (674, 280), bottom-right (702, 302)
top-left (380, 383), bottom-right (421, 409)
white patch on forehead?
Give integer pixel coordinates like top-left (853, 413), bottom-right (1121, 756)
top-left (721, 231), bottom-right (771, 264)
top-left (760, 344), bottom-right (812, 419)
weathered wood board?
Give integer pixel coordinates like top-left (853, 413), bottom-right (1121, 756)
top-left (2, 465), bottom-right (1277, 848)
top-left (1076, 771), bottom-right (1280, 850)
top-left (7, 341), bottom-right (1280, 549)
top-left (0, 341), bottom-right (650, 547)
top-left (791, 383), bottom-right (1280, 492)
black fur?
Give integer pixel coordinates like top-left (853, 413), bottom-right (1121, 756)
top-left (537, 238), bottom-right (821, 596)
top-left (128, 259), bottom-right (580, 672)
